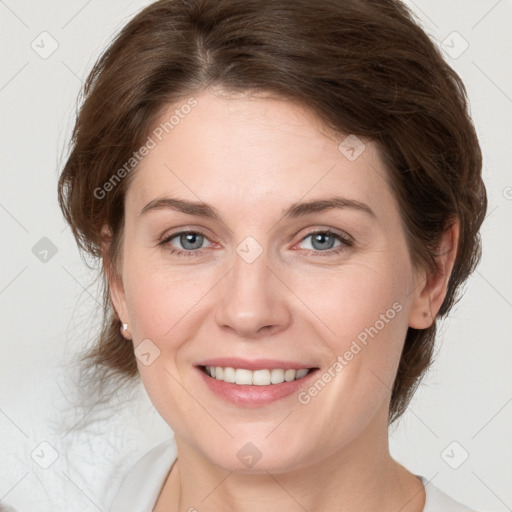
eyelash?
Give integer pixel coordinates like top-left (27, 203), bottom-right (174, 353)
top-left (159, 229), bottom-right (353, 258)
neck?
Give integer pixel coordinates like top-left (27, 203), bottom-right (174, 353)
top-left (156, 412), bottom-right (425, 512)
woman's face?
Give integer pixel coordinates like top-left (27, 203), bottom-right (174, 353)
top-left (110, 88), bottom-right (430, 471)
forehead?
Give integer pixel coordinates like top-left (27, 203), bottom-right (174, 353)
top-left (126, 89), bottom-right (395, 219)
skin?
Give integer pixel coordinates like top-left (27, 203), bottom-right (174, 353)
top-left (106, 87), bottom-right (458, 512)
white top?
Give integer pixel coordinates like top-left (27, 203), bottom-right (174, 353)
top-left (108, 439), bottom-right (480, 512)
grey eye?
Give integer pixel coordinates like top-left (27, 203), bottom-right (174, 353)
top-left (301, 232), bottom-right (341, 251)
top-left (177, 232), bottom-right (205, 250)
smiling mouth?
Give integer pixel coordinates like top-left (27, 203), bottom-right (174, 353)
top-left (199, 365), bottom-right (319, 386)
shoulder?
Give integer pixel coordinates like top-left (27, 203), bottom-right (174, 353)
top-left (418, 475), bottom-right (482, 512)
top-left (108, 438), bottom-right (177, 512)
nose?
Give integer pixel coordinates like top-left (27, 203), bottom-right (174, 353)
top-left (214, 250), bottom-right (292, 339)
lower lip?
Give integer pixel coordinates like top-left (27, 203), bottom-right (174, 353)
top-left (196, 366), bottom-right (319, 407)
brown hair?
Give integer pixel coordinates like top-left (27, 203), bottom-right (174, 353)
top-left (58, 0), bottom-right (487, 423)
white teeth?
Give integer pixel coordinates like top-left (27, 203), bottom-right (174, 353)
top-left (204, 366), bottom-right (312, 385)
top-left (270, 369), bottom-right (285, 384)
top-left (252, 369), bottom-right (271, 386)
top-left (235, 368), bottom-right (253, 385)
top-left (284, 369), bottom-right (296, 382)
top-left (223, 367), bottom-right (236, 383)
top-left (296, 368), bottom-right (309, 379)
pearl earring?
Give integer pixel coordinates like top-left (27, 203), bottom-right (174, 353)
top-left (120, 322), bottom-right (131, 340)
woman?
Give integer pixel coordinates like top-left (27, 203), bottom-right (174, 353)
top-left (58, 0), bottom-right (487, 510)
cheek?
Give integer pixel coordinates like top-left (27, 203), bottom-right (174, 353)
top-left (289, 264), bottom-right (409, 431)
top-left (289, 259), bottom-right (411, 389)
top-left (121, 259), bottom-right (213, 423)
top-left (124, 256), bottom-right (216, 342)
top-left (293, 258), bottom-right (409, 338)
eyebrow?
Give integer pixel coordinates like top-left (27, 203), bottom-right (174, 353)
top-left (139, 196), bottom-right (376, 220)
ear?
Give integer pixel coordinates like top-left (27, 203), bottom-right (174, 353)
top-left (408, 218), bottom-right (459, 329)
top-left (101, 224), bottom-right (130, 337)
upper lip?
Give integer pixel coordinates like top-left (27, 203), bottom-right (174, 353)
top-left (195, 357), bottom-right (317, 371)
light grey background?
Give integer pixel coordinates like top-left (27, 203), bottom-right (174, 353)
top-left (1, 1), bottom-right (511, 511)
